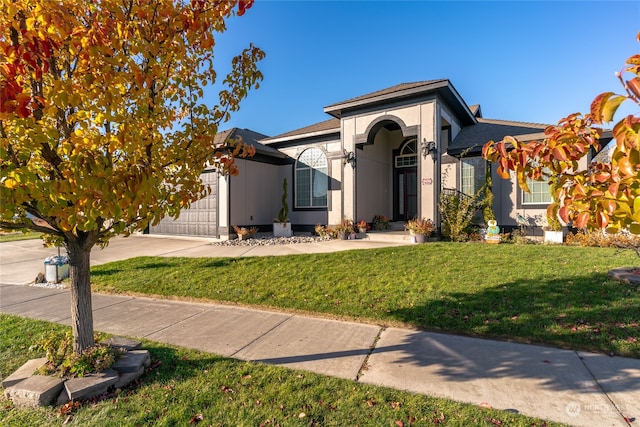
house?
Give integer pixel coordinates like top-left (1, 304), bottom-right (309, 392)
top-left (150, 79), bottom-right (606, 239)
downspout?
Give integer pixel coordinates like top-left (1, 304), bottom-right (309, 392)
top-left (226, 175), bottom-right (231, 239)
top-left (434, 106), bottom-right (441, 236)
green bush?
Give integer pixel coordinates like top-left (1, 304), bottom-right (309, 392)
top-left (31, 331), bottom-right (120, 378)
top-left (438, 191), bottom-right (483, 242)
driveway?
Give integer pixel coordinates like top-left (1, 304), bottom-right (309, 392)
top-left (0, 235), bottom-right (215, 285)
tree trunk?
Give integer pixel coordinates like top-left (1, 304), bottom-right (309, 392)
top-left (66, 239), bottom-right (95, 353)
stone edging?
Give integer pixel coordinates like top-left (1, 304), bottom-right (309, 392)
top-left (2, 337), bottom-right (148, 407)
top-left (608, 267), bottom-right (640, 285)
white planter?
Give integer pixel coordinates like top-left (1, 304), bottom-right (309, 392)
top-left (544, 230), bottom-right (564, 244)
top-left (273, 222), bottom-right (292, 237)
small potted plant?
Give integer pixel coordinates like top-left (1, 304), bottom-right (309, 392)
top-left (357, 220), bottom-right (369, 234)
top-left (233, 225), bottom-right (258, 241)
top-left (372, 214), bottom-right (389, 230)
top-left (334, 218), bottom-right (354, 240)
top-left (405, 217), bottom-right (435, 243)
top-left (273, 178), bottom-right (292, 237)
top-left (543, 211), bottom-right (564, 244)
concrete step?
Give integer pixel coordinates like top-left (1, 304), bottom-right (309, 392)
top-left (364, 231), bottom-right (412, 243)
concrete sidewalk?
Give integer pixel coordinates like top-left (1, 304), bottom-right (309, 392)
top-left (1, 236), bottom-right (639, 426)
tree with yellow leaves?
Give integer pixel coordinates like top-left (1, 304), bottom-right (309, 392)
top-left (483, 32), bottom-right (640, 236)
top-left (0, 0), bottom-right (264, 352)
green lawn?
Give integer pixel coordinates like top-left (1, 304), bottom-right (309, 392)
top-left (0, 314), bottom-right (566, 426)
top-left (90, 243), bottom-right (640, 358)
top-left (0, 231), bottom-right (42, 243)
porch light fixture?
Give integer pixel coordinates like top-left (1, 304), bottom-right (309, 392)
top-left (421, 139), bottom-right (437, 161)
top-left (343, 150), bottom-right (356, 168)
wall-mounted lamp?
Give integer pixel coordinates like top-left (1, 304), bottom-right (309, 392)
top-left (421, 139), bottom-right (437, 161)
top-left (343, 150), bottom-right (356, 168)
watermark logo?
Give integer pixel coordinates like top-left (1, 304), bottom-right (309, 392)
top-left (565, 402), bottom-right (581, 418)
top-left (565, 401), bottom-right (625, 418)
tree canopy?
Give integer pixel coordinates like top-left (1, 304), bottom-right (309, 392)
top-left (0, 0), bottom-right (264, 351)
top-left (483, 32), bottom-right (640, 234)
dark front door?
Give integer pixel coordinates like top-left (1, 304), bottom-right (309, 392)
top-left (394, 167), bottom-right (417, 221)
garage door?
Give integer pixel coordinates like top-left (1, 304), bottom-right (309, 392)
top-left (149, 171), bottom-right (220, 237)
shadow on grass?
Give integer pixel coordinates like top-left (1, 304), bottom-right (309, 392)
top-left (390, 272), bottom-right (639, 358)
top-left (139, 342), bottom-right (224, 383)
top-left (250, 272), bottom-right (639, 395)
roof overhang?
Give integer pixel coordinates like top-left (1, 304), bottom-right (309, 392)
top-left (323, 80), bottom-right (477, 126)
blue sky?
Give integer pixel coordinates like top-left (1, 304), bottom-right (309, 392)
top-left (210, 1), bottom-right (639, 138)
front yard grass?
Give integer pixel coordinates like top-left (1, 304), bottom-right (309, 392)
top-left (91, 243), bottom-right (640, 358)
top-left (0, 231), bottom-right (42, 242)
top-left (0, 314), bottom-right (566, 426)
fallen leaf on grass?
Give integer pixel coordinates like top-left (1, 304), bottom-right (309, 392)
top-left (189, 413), bottom-right (203, 424)
top-left (431, 411), bottom-right (445, 424)
top-left (59, 401), bottom-right (82, 415)
top-left (394, 421), bottom-right (403, 427)
top-left (486, 418), bottom-right (503, 426)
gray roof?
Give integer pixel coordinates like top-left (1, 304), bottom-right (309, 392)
top-left (261, 118), bottom-right (340, 144)
top-left (324, 80), bottom-right (476, 126)
top-left (448, 118), bottom-right (549, 156)
top-left (215, 128), bottom-right (288, 159)
top-left (262, 80), bottom-right (477, 145)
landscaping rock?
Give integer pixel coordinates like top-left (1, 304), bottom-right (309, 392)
top-left (102, 336), bottom-right (142, 351)
top-left (114, 365), bottom-right (145, 389)
top-left (608, 267), bottom-right (640, 285)
top-left (5, 375), bottom-right (64, 407)
top-left (112, 350), bottom-right (150, 373)
top-left (1, 357), bottom-right (48, 388)
top-left (212, 234), bottom-right (330, 247)
top-left (3, 343), bottom-right (151, 407)
top-left (56, 388), bottom-right (69, 405)
top-left (64, 369), bottom-right (119, 401)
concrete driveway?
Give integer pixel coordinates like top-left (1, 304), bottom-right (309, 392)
top-left (0, 234), bottom-right (409, 285)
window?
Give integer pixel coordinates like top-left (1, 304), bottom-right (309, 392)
top-left (395, 138), bottom-right (417, 168)
top-left (295, 148), bottom-right (328, 208)
top-left (460, 157), bottom-right (486, 196)
top-left (522, 175), bottom-right (552, 205)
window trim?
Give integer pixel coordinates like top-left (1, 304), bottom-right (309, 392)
top-left (294, 147), bottom-right (328, 209)
top-left (395, 138), bottom-right (418, 168)
top-left (521, 175), bottom-right (553, 206)
top-left (460, 157), bottom-right (486, 196)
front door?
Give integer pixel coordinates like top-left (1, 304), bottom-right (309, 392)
top-left (393, 138), bottom-right (418, 221)
top-left (395, 168), bottom-right (417, 221)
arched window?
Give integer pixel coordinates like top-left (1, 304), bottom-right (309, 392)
top-left (395, 138), bottom-right (417, 168)
top-left (295, 148), bottom-right (328, 208)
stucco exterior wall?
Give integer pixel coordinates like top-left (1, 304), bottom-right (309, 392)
top-left (275, 140), bottom-right (339, 228)
top-left (347, 101), bottom-right (439, 223)
top-left (229, 159), bottom-right (283, 229)
top-left (355, 128), bottom-right (395, 222)
top-left (420, 102), bottom-right (437, 221)
top-left (441, 162), bottom-right (457, 190)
